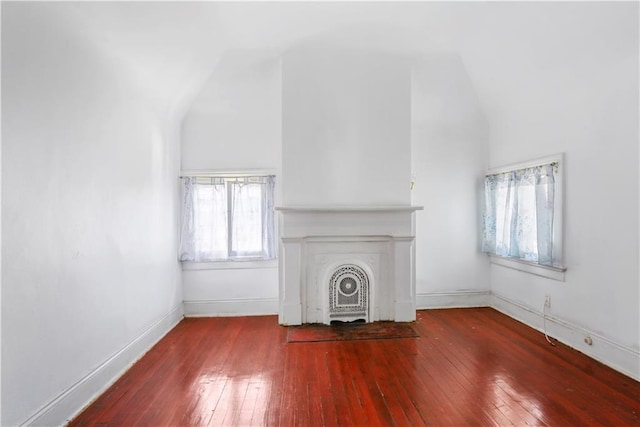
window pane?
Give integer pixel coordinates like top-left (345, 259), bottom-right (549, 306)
top-left (194, 184), bottom-right (228, 260)
top-left (230, 183), bottom-right (263, 256)
top-left (515, 179), bottom-right (538, 261)
top-left (495, 184), bottom-right (509, 255)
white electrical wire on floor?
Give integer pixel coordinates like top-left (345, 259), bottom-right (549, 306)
top-left (543, 299), bottom-right (556, 346)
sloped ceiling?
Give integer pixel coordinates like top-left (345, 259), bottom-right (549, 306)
top-left (36, 2), bottom-right (637, 124)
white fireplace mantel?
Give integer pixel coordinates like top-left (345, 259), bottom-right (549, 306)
top-left (276, 205), bottom-right (423, 213)
top-left (276, 205), bottom-right (423, 238)
top-left (276, 205), bottom-right (423, 326)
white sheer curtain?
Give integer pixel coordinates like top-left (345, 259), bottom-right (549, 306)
top-left (179, 176), bottom-right (276, 262)
top-left (231, 181), bottom-right (263, 257)
top-left (482, 163), bottom-right (557, 266)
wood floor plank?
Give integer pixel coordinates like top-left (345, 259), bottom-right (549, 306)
top-left (343, 341), bottom-right (394, 426)
top-left (316, 343), bottom-right (340, 427)
top-left (326, 344), bottom-right (358, 426)
top-left (69, 308), bottom-right (640, 426)
top-left (362, 340), bottom-right (424, 426)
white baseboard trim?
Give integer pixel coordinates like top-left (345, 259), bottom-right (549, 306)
top-left (21, 305), bottom-right (184, 427)
top-left (416, 290), bottom-right (490, 309)
top-left (491, 293), bottom-right (640, 382)
top-left (184, 298), bottom-right (279, 318)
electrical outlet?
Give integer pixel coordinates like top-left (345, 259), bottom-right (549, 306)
top-left (544, 295), bottom-right (551, 308)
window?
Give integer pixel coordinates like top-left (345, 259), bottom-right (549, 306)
top-left (179, 175), bottom-right (276, 262)
top-left (482, 155), bottom-right (565, 275)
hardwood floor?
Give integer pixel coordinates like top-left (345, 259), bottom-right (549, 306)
top-left (69, 308), bottom-right (640, 426)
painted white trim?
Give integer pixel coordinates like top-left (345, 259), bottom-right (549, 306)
top-left (491, 293), bottom-right (640, 381)
top-left (489, 255), bottom-right (566, 281)
top-left (184, 298), bottom-right (279, 317)
top-left (394, 300), bottom-right (417, 321)
top-left (275, 205), bottom-right (423, 213)
top-left (304, 235), bottom-right (399, 243)
top-left (180, 168), bottom-right (277, 177)
top-left (182, 259), bottom-right (278, 271)
top-left (487, 153), bottom-right (563, 175)
top-left (21, 305), bottom-right (184, 427)
top-left (416, 290), bottom-right (491, 309)
top-left (280, 302), bottom-right (303, 326)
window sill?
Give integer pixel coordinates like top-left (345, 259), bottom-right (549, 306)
top-left (181, 259), bottom-right (278, 271)
top-left (489, 255), bottom-right (566, 282)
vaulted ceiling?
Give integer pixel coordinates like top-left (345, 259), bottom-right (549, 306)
top-left (25, 1), bottom-right (638, 126)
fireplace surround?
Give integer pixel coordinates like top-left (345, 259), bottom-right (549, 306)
top-left (276, 206), bottom-right (422, 325)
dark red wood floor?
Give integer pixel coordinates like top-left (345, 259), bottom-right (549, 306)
top-left (69, 308), bottom-right (640, 426)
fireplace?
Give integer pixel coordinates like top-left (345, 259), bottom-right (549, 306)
top-left (328, 264), bottom-right (369, 323)
top-left (276, 206), bottom-right (422, 325)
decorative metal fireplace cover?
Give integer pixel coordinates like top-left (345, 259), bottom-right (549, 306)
top-left (329, 264), bottom-right (369, 322)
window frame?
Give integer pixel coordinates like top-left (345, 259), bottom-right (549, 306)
top-left (179, 170), bottom-right (277, 268)
top-left (484, 153), bottom-right (566, 281)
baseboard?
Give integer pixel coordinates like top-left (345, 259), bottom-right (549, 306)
top-left (184, 298), bottom-right (279, 318)
top-left (416, 290), bottom-right (490, 309)
top-left (21, 305), bottom-right (184, 427)
top-left (491, 293), bottom-right (640, 382)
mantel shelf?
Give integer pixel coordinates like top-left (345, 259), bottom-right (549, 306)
top-left (275, 205), bottom-right (423, 213)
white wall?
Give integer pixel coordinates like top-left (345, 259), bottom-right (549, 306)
top-left (180, 49), bottom-right (282, 316)
top-left (2, 4), bottom-right (183, 425)
top-left (182, 266), bottom-right (278, 317)
top-left (411, 54), bottom-right (491, 307)
top-left (282, 48), bottom-right (412, 207)
top-left (181, 49), bottom-right (282, 173)
top-left (0, 2), bottom-right (3, 422)
top-left (480, 2), bottom-right (639, 378)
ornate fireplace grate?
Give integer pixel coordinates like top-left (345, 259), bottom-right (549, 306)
top-left (329, 264), bottom-right (369, 322)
